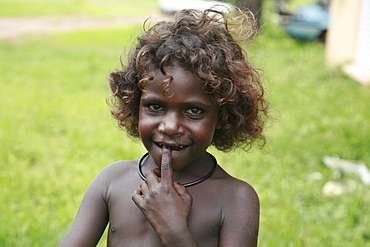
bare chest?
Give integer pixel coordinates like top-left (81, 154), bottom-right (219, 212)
top-left (106, 179), bottom-right (222, 246)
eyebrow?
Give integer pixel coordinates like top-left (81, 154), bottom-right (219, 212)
top-left (140, 97), bottom-right (163, 104)
top-left (140, 97), bottom-right (212, 109)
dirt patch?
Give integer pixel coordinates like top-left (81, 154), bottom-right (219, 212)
top-left (0, 14), bottom-right (166, 41)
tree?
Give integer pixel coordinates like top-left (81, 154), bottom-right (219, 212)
top-left (235, 0), bottom-right (263, 29)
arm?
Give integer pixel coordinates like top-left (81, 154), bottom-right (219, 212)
top-left (58, 168), bottom-right (110, 247)
top-left (219, 182), bottom-right (260, 247)
top-left (132, 147), bottom-right (196, 247)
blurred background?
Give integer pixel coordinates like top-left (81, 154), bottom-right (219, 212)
top-left (1, 0), bottom-right (369, 246)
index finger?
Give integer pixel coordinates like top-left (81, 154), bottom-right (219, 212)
top-left (161, 145), bottom-right (173, 186)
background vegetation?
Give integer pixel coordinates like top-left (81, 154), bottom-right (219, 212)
top-left (1, 0), bottom-right (369, 246)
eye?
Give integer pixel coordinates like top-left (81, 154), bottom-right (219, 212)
top-left (148, 104), bottom-right (163, 112)
top-left (185, 107), bottom-right (202, 115)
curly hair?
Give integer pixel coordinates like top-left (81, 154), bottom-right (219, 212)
top-left (108, 8), bottom-right (269, 152)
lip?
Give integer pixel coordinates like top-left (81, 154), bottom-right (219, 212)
top-left (154, 141), bottom-right (190, 151)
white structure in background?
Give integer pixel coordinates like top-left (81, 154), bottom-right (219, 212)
top-left (355, 0), bottom-right (370, 73)
top-left (159, 0), bottom-right (233, 14)
top-left (326, 0), bottom-right (370, 86)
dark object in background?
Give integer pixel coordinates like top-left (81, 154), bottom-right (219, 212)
top-left (235, 0), bottom-right (263, 29)
top-left (275, 0), bottom-right (330, 42)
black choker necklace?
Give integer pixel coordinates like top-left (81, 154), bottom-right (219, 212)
top-left (137, 152), bottom-right (217, 187)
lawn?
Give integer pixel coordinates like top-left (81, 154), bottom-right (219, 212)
top-left (0, 0), bottom-right (157, 16)
top-left (1, 1), bottom-right (370, 246)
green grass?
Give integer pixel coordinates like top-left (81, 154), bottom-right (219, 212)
top-left (0, 0), bottom-right (157, 17)
top-left (1, 1), bottom-right (370, 246)
top-left (0, 25), bottom-right (147, 246)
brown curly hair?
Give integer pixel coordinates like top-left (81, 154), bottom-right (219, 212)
top-left (108, 8), bottom-right (269, 152)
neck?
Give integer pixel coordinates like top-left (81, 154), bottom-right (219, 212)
top-left (138, 152), bottom-right (217, 187)
top-left (174, 152), bottom-right (215, 180)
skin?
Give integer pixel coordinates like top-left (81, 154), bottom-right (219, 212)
top-left (58, 63), bottom-right (260, 247)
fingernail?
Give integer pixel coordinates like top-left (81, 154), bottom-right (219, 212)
top-left (162, 145), bottom-right (170, 153)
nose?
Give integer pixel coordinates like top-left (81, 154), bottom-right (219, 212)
top-left (158, 111), bottom-right (185, 136)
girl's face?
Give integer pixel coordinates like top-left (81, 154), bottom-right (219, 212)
top-left (138, 63), bottom-right (219, 171)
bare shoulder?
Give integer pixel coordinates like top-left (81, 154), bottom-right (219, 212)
top-left (89, 159), bottom-right (139, 193)
top-left (231, 177), bottom-right (259, 204)
top-left (212, 167), bottom-right (260, 246)
top-left (97, 159), bottom-right (137, 180)
top-left (57, 159), bottom-right (139, 246)
top-left (213, 166), bottom-right (259, 205)
top-left (102, 159), bottom-right (137, 172)
top-left (225, 176), bottom-right (260, 218)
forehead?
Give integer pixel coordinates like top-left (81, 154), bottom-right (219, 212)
top-left (143, 64), bottom-right (211, 102)
top-left (151, 64), bottom-right (201, 87)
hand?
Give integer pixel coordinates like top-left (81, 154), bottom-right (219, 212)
top-left (132, 146), bottom-right (193, 239)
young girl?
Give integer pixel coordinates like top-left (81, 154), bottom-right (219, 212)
top-left (59, 8), bottom-right (269, 247)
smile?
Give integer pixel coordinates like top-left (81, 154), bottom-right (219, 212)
top-left (154, 142), bottom-right (189, 151)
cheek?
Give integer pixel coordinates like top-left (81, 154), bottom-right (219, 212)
top-left (138, 115), bottom-right (164, 144)
top-left (194, 120), bottom-right (217, 143)
top-left (138, 113), bottom-right (153, 137)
